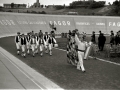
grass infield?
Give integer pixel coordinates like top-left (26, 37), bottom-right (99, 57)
top-left (0, 36), bottom-right (120, 89)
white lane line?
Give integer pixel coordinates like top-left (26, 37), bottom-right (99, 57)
top-left (0, 51), bottom-right (44, 90)
top-left (54, 48), bottom-right (120, 66)
top-left (89, 56), bottom-right (120, 66)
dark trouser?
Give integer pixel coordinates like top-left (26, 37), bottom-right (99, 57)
top-left (98, 42), bottom-right (104, 51)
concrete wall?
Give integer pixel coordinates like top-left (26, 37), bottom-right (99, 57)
top-left (0, 12), bottom-right (120, 37)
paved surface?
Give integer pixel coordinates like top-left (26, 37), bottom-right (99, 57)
top-left (0, 52), bottom-right (41, 89)
top-left (0, 46), bottom-right (63, 90)
top-left (0, 37), bottom-right (120, 89)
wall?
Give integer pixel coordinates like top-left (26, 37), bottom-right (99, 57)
top-left (0, 12), bottom-right (120, 37)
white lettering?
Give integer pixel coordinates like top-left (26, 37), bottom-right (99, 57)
top-left (2, 20), bottom-right (7, 25)
top-left (54, 21), bottom-right (57, 25)
top-left (96, 23), bottom-right (105, 25)
top-left (58, 21), bottom-right (61, 25)
top-left (62, 21), bottom-right (66, 26)
top-left (49, 21), bottom-right (71, 26)
top-left (117, 22), bottom-right (120, 27)
top-left (10, 20), bottom-right (15, 25)
top-left (113, 22), bottom-right (116, 26)
top-left (67, 21), bottom-right (71, 25)
top-left (109, 22), bottom-right (112, 26)
top-left (0, 21), bottom-right (4, 25)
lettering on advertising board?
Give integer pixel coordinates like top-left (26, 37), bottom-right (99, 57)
top-left (0, 20), bottom-right (15, 25)
top-left (76, 22), bottom-right (105, 26)
top-left (0, 20), bottom-right (71, 26)
top-left (109, 22), bottom-right (120, 27)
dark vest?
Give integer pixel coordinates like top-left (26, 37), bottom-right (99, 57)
top-left (44, 35), bottom-right (48, 41)
top-left (26, 35), bottom-right (31, 42)
top-left (21, 37), bottom-right (26, 45)
top-left (39, 38), bottom-right (43, 44)
top-left (15, 35), bottom-right (20, 43)
top-left (31, 38), bottom-right (36, 44)
top-left (36, 36), bottom-right (39, 41)
top-left (48, 37), bottom-right (54, 44)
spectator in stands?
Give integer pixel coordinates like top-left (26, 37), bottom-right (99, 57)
top-left (91, 31), bottom-right (96, 44)
top-left (98, 33), bottom-right (106, 51)
top-left (110, 30), bottom-right (115, 47)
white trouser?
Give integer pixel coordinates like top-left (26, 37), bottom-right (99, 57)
top-left (26, 42), bottom-right (30, 49)
top-left (16, 42), bottom-right (20, 50)
top-left (21, 45), bottom-right (25, 52)
top-left (31, 44), bottom-right (35, 52)
top-left (35, 43), bottom-right (39, 53)
top-left (44, 41), bottom-right (48, 49)
top-left (40, 44), bottom-right (43, 51)
top-left (48, 44), bottom-right (53, 50)
top-left (35, 43), bottom-right (39, 49)
top-left (77, 51), bottom-right (85, 71)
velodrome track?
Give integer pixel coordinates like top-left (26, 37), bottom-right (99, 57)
top-left (0, 36), bottom-right (120, 89)
top-left (0, 12), bottom-right (120, 89)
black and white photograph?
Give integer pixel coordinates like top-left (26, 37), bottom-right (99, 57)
top-left (0, 0), bottom-right (120, 90)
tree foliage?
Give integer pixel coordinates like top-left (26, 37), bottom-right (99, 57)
top-left (11, 3), bottom-right (14, 8)
top-left (69, 1), bottom-right (105, 9)
top-left (112, 0), bottom-right (120, 16)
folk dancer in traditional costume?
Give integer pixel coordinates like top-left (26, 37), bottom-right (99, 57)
top-left (39, 34), bottom-right (44, 56)
top-left (43, 32), bottom-right (49, 53)
top-left (20, 34), bottom-right (26, 58)
top-left (35, 33), bottom-right (39, 54)
top-left (48, 33), bottom-right (58, 56)
top-left (15, 32), bottom-right (21, 55)
top-left (30, 35), bottom-right (36, 57)
top-left (26, 33), bottom-right (31, 54)
top-left (75, 33), bottom-right (89, 72)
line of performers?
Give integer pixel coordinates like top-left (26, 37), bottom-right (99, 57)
top-left (67, 30), bottom-right (91, 73)
top-left (15, 30), bottom-right (58, 58)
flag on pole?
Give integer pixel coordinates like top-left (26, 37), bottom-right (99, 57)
top-left (49, 22), bottom-right (56, 31)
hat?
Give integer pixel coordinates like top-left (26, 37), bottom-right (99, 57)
top-left (17, 32), bottom-right (20, 34)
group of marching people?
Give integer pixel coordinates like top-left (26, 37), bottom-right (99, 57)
top-left (67, 29), bottom-right (91, 73)
top-left (15, 30), bottom-right (58, 58)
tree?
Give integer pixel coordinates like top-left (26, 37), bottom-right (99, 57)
top-left (41, 5), bottom-right (44, 8)
top-left (11, 3), bottom-right (14, 8)
top-left (108, 2), bottom-right (111, 5)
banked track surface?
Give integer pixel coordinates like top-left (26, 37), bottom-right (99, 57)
top-left (0, 12), bottom-right (120, 37)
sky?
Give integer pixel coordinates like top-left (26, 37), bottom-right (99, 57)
top-left (0, 0), bottom-right (115, 7)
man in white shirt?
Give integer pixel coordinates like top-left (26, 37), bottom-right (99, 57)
top-left (75, 33), bottom-right (89, 72)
